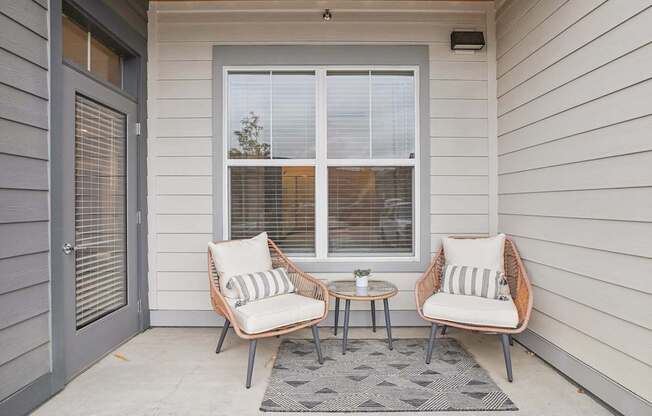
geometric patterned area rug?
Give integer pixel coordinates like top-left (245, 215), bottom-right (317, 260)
top-left (260, 338), bottom-right (517, 412)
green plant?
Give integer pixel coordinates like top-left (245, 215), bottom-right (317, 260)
top-left (353, 269), bottom-right (372, 279)
top-left (229, 112), bottom-right (270, 158)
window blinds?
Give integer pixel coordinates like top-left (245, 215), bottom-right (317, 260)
top-left (228, 71), bottom-right (316, 159)
top-left (327, 71), bottom-right (370, 159)
top-left (74, 94), bottom-right (127, 328)
top-left (327, 71), bottom-right (415, 159)
top-left (225, 69), bottom-right (417, 258)
top-left (230, 167), bottom-right (316, 255)
top-left (328, 167), bottom-right (414, 255)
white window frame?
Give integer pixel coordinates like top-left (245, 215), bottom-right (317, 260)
top-left (222, 65), bottom-right (420, 263)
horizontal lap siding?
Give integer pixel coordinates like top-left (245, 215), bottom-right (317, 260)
top-left (497, 0), bottom-right (652, 404)
top-left (147, 4), bottom-right (490, 315)
top-left (0, 0), bottom-right (50, 402)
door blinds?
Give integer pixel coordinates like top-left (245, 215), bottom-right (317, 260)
top-left (74, 94), bottom-right (127, 328)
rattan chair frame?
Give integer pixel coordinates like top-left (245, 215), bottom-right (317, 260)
top-left (208, 238), bottom-right (329, 387)
top-left (414, 236), bottom-right (533, 381)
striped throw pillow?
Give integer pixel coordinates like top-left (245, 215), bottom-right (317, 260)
top-left (440, 264), bottom-right (511, 300)
top-left (226, 268), bottom-right (295, 306)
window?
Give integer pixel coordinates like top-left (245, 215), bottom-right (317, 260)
top-left (63, 15), bottom-right (123, 88)
top-left (224, 68), bottom-right (418, 260)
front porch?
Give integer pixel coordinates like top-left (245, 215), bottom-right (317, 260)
top-left (32, 327), bottom-right (611, 416)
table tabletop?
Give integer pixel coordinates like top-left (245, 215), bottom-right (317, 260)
top-left (327, 280), bottom-right (398, 301)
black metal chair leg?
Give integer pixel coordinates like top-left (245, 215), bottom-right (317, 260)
top-left (245, 339), bottom-right (257, 389)
top-left (500, 334), bottom-right (513, 382)
top-left (342, 300), bottom-right (351, 355)
top-left (383, 299), bottom-right (393, 350)
top-left (334, 298), bottom-right (340, 335)
top-left (426, 323), bottom-right (438, 364)
top-left (508, 334), bottom-right (513, 346)
top-left (370, 300), bottom-right (376, 332)
top-left (215, 320), bottom-right (230, 354)
top-left (441, 325), bottom-right (448, 336)
top-left (311, 325), bottom-right (324, 364)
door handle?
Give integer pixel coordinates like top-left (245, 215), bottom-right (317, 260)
top-left (62, 243), bottom-right (75, 255)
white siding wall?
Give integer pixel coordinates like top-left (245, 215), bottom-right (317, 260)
top-left (497, 0), bottom-right (652, 406)
top-left (147, 1), bottom-right (492, 320)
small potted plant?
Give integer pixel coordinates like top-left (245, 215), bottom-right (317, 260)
top-left (353, 269), bottom-right (372, 288)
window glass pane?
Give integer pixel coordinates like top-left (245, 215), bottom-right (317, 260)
top-left (327, 72), bottom-right (370, 159)
top-left (230, 166), bottom-right (315, 255)
top-left (228, 72), bottom-right (271, 159)
top-left (74, 95), bottom-right (127, 328)
top-left (371, 71), bottom-right (415, 158)
top-left (272, 72), bottom-right (316, 159)
top-left (63, 15), bottom-right (87, 69)
top-left (91, 36), bottom-right (122, 88)
top-left (328, 167), bottom-right (413, 255)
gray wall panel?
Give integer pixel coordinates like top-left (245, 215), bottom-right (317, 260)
top-left (0, 343), bottom-right (50, 402)
top-left (0, 0), bottom-right (51, 406)
top-left (0, 119), bottom-right (48, 160)
top-left (0, 83), bottom-right (48, 129)
top-left (0, 154), bottom-right (48, 190)
top-left (0, 13), bottom-right (48, 68)
top-left (0, 189), bottom-right (49, 223)
top-left (0, 222), bottom-right (49, 261)
top-left (0, 48), bottom-right (49, 99)
top-left (497, 0), bottom-right (652, 412)
top-left (0, 252), bottom-right (49, 294)
top-left (0, 283), bottom-right (49, 331)
top-left (0, 313), bottom-right (49, 366)
top-left (0, 0), bottom-right (49, 38)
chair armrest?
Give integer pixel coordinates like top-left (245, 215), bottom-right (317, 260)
top-left (415, 249), bottom-right (444, 310)
top-left (268, 240), bottom-right (329, 313)
top-left (207, 250), bottom-right (238, 322)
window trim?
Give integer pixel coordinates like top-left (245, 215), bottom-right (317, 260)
top-left (212, 45), bottom-right (430, 273)
top-left (222, 65), bottom-right (420, 263)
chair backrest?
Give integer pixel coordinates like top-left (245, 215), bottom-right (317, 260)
top-left (441, 236), bottom-right (532, 327)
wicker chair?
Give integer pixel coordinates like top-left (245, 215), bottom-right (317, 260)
top-left (208, 239), bottom-right (329, 388)
top-left (415, 237), bottom-right (533, 382)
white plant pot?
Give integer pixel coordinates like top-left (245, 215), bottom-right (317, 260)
top-left (355, 276), bottom-right (369, 288)
top-left (355, 286), bottom-right (369, 297)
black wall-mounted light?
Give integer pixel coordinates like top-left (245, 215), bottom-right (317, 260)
top-left (322, 9), bottom-right (332, 21)
top-left (450, 31), bottom-right (485, 51)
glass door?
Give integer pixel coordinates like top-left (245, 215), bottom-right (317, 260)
top-left (60, 65), bottom-right (139, 381)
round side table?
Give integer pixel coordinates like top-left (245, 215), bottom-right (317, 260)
top-left (327, 280), bottom-right (398, 354)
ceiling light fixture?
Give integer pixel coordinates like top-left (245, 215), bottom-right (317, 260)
top-left (322, 8), bottom-right (332, 21)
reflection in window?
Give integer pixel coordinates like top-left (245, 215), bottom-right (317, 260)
top-left (227, 71), bottom-right (315, 159)
top-left (224, 68), bottom-right (418, 259)
top-left (230, 167), bottom-right (315, 255)
top-left (328, 167), bottom-right (413, 255)
top-left (327, 72), bottom-right (370, 159)
top-left (327, 71), bottom-right (415, 159)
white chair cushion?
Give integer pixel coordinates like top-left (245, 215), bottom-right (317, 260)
top-left (227, 293), bottom-right (325, 334)
top-left (208, 232), bottom-right (272, 298)
top-left (442, 234), bottom-right (506, 272)
top-left (422, 292), bottom-right (518, 328)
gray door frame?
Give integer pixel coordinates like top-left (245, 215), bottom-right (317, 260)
top-left (49, 0), bottom-right (149, 398)
top-left (60, 66), bottom-right (140, 380)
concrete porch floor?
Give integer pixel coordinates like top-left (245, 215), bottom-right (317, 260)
top-left (32, 327), bottom-right (612, 416)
